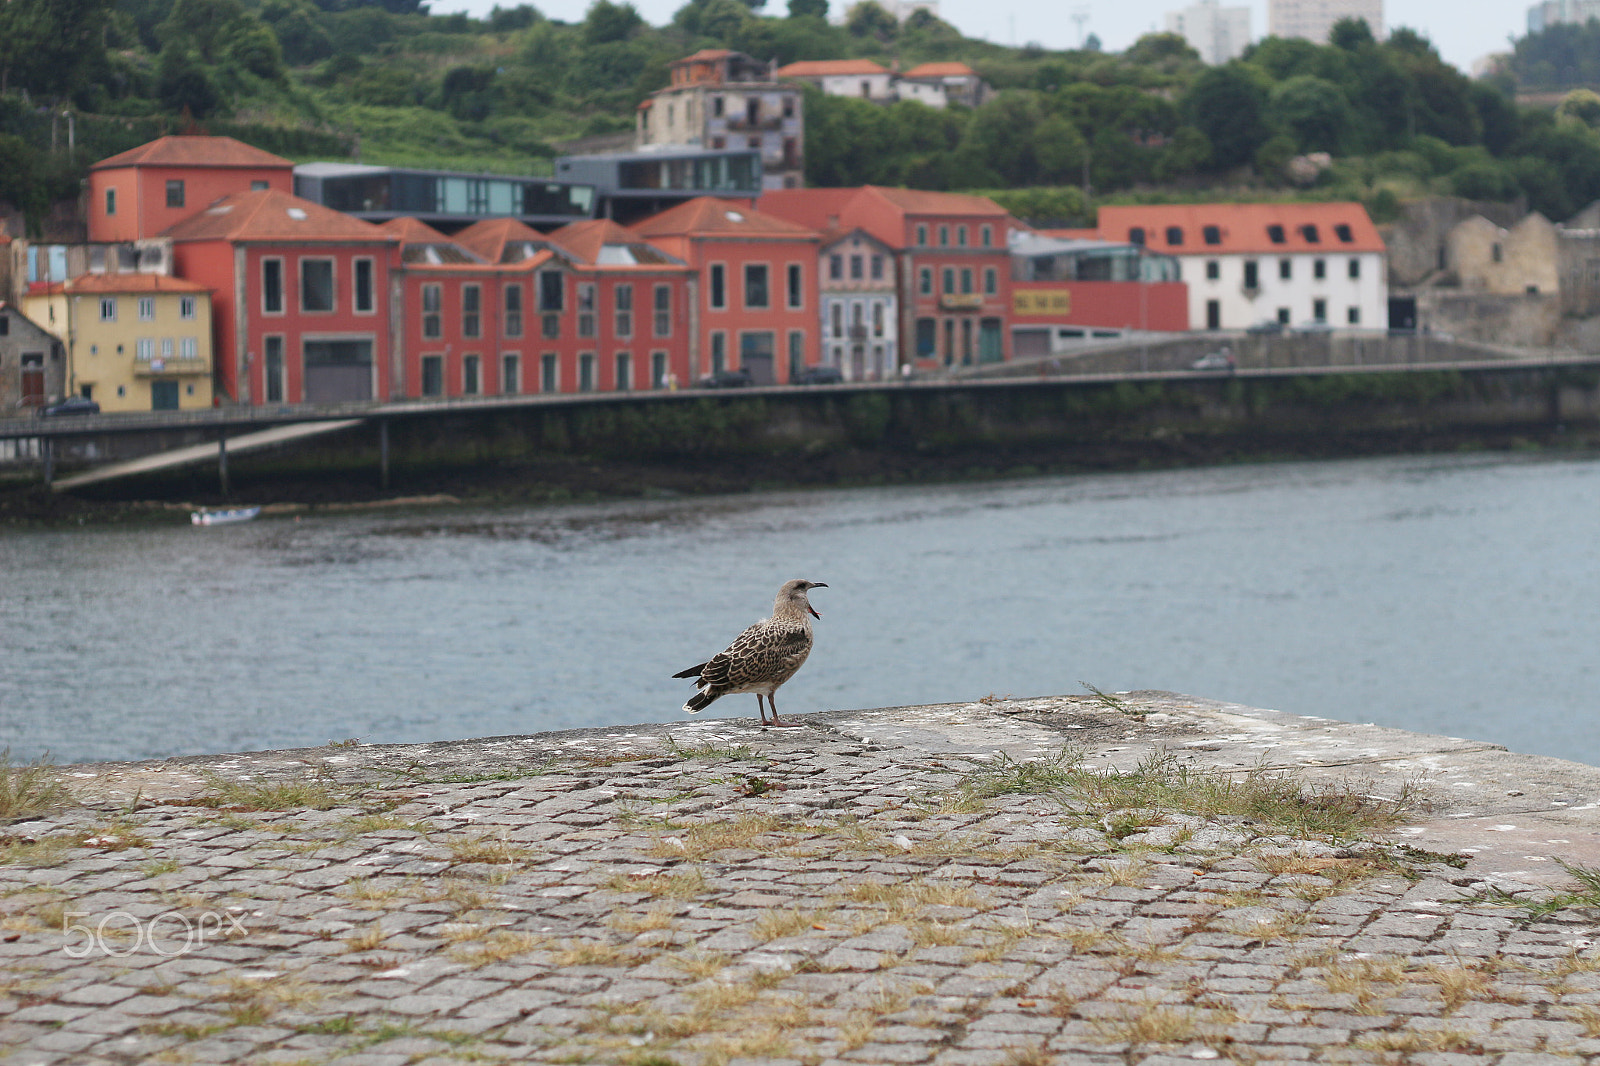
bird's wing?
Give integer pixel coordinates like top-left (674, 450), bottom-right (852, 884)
top-left (699, 621), bottom-right (769, 689)
top-left (672, 662), bottom-right (708, 680)
top-left (724, 621), bottom-right (812, 690)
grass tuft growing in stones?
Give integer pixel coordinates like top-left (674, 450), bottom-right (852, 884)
top-left (1473, 859), bottom-right (1600, 917)
top-left (0, 749), bottom-right (70, 819)
top-left (957, 748), bottom-right (1416, 842)
top-left (195, 771), bottom-right (355, 812)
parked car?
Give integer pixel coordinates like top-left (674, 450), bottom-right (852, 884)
top-left (38, 396), bottom-right (101, 417)
top-left (1292, 320), bottom-right (1334, 334)
top-left (696, 368), bottom-right (753, 389)
top-left (792, 365), bottom-right (844, 385)
top-left (1190, 350), bottom-right (1236, 372)
top-left (1246, 318), bottom-right (1285, 335)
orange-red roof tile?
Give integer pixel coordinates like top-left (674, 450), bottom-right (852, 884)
top-left (859, 186), bottom-right (1010, 217)
top-left (91, 135), bottom-right (293, 171)
top-left (162, 189), bottom-right (392, 242)
top-left (453, 217), bottom-right (568, 265)
top-left (776, 59), bottom-right (890, 78)
top-left (634, 197), bottom-right (817, 239)
top-left (756, 188), bottom-right (864, 233)
top-left (1095, 202), bottom-right (1385, 254)
top-left (61, 273), bottom-right (211, 294)
top-left (902, 62), bottom-right (978, 79)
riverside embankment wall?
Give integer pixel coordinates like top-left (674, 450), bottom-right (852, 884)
top-left (30, 360), bottom-right (1600, 499)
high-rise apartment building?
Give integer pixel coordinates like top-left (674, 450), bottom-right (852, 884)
top-left (1268, 0), bottom-right (1382, 44)
top-left (1165, 0), bottom-right (1251, 64)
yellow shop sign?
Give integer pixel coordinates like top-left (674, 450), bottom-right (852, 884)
top-left (1013, 290), bottom-right (1071, 315)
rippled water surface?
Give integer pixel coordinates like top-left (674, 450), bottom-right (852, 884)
top-left (4, 451), bottom-right (1599, 766)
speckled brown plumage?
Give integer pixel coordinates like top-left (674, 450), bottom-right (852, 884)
top-left (673, 579), bottom-right (828, 727)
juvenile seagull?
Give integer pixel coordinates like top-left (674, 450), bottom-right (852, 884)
top-left (673, 579), bottom-right (828, 727)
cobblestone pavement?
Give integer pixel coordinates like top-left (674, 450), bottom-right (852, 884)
top-left (6, 694), bottom-right (1600, 1065)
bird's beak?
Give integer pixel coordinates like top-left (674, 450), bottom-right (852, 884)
top-left (808, 605), bottom-right (821, 619)
top-left (808, 582), bottom-right (826, 618)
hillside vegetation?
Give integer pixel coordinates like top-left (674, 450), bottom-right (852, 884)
top-left (1, 0), bottom-right (1597, 234)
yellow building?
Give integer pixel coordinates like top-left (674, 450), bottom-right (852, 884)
top-left (23, 274), bottom-right (214, 412)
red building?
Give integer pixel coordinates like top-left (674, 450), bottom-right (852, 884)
top-left (760, 186), bottom-right (1013, 370)
top-left (632, 197), bottom-right (819, 384)
top-left (165, 189), bottom-right (399, 404)
top-left (88, 136), bottom-right (295, 244)
top-left (546, 218), bottom-right (695, 392)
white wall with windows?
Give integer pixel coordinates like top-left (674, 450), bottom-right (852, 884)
top-left (1178, 250), bottom-right (1386, 330)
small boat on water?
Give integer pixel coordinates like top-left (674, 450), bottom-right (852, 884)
top-left (191, 506), bottom-right (261, 526)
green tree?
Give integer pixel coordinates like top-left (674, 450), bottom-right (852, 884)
top-left (1180, 62), bottom-right (1269, 168)
top-left (583, 0), bottom-right (643, 44)
top-left (844, 0), bottom-right (895, 42)
top-left (788, 0), bottom-right (826, 17)
top-left (156, 44), bottom-right (224, 117)
top-left (0, 0), bottom-right (113, 96)
top-left (1268, 74), bottom-right (1353, 152)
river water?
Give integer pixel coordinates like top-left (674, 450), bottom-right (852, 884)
top-left (3, 451), bottom-right (1599, 767)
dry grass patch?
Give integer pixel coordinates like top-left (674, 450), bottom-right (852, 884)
top-left (551, 939), bottom-right (640, 967)
top-left (689, 980), bottom-right (758, 1015)
top-left (1422, 960), bottom-right (1495, 1012)
top-left (445, 833), bottom-right (534, 865)
top-left (452, 929), bottom-right (542, 967)
top-left (608, 904), bottom-right (679, 935)
top-left (1566, 1005), bottom-right (1600, 1038)
top-left (752, 908), bottom-right (830, 942)
top-left (1092, 1003), bottom-right (1204, 1045)
top-left (614, 868), bottom-right (708, 900)
top-left (340, 876), bottom-right (403, 907)
top-left (343, 920), bottom-right (387, 953)
top-left (669, 951), bottom-right (730, 979)
top-left (0, 750), bottom-right (70, 819)
top-left (698, 1026), bottom-right (791, 1066)
top-left (195, 772), bottom-right (353, 812)
top-left (421, 878), bottom-right (494, 913)
top-left (1357, 1028), bottom-right (1477, 1052)
top-left (840, 880), bottom-right (985, 923)
top-left (909, 918), bottom-right (966, 947)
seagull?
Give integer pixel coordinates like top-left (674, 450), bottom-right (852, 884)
top-left (673, 579), bottom-right (828, 727)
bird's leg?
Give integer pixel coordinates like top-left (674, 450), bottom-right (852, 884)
top-left (755, 694), bottom-right (769, 725)
top-left (768, 691), bottom-right (784, 728)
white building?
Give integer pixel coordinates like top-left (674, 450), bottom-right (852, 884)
top-left (1268, 0), bottom-right (1382, 43)
top-left (774, 60), bottom-right (896, 102)
top-left (818, 229), bottom-right (898, 381)
top-left (1528, 0), bottom-right (1600, 31)
top-left (1095, 203), bottom-right (1388, 331)
top-left (1165, 0), bottom-right (1251, 64)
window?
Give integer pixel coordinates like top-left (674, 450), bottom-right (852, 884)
top-left (542, 313), bottom-right (560, 339)
top-left (744, 264), bottom-right (769, 309)
top-left (788, 331), bottom-right (804, 381)
top-left (651, 351), bottom-right (667, 388)
top-left (942, 267), bottom-right (955, 294)
top-left (870, 255), bottom-right (884, 280)
top-left (1313, 259), bottom-right (1326, 280)
top-left (1335, 223), bottom-right (1354, 242)
top-left (354, 259), bottom-right (374, 313)
top-left (161, 337), bottom-right (173, 360)
top-left (1128, 227), bottom-right (1145, 246)
top-left (787, 263), bottom-right (802, 309)
top-left (916, 224), bottom-right (928, 246)
top-left (1492, 243), bottom-right (1503, 263)
top-left (1205, 261), bottom-right (1220, 281)
top-left (830, 254), bottom-right (843, 280)
top-left (504, 285), bottom-right (523, 338)
top-left (422, 355), bottom-right (443, 397)
top-left (710, 332), bottom-right (726, 373)
top-left (301, 259), bottom-right (334, 313)
top-left (579, 353), bottom-right (596, 391)
top-left (422, 284), bottom-right (442, 339)
top-left (138, 297), bottom-right (155, 321)
top-left (462, 284), bottom-right (481, 338)
top-left (1313, 297), bottom-right (1327, 321)
top-left (960, 268), bottom-right (973, 294)
top-left (709, 263), bottom-right (726, 309)
top-left (919, 267), bottom-right (932, 295)
top-left (1347, 306), bottom-right (1360, 325)
top-left (984, 267), bottom-right (997, 295)
top-left (1202, 225), bottom-right (1221, 245)
top-left (653, 284), bottom-right (672, 337)
top-left (105, 188), bottom-right (116, 216)
top-left (263, 259), bottom-right (284, 314)
top-left (1267, 224), bottom-right (1286, 244)
top-left (1166, 226), bottom-right (1184, 246)
top-left (848, 255), bottom-right (862, 280)
top-left (463, 354), bottom-right (480, 394)
top-left (1348, 258), bottom-right (1361, 279)
top-left (251, 180), bottom-right (269, 191)
top-left (0, 315), bottom-right (7, 336)
top-left (938, 225), bottom-right (949, 247)
top-left (502, 353), bottom-right (520, 394)
top-left (180, 297), bottom-right (196, 320)
top-left (1206, 300), bottom-right (1220, 330)
top-left (265, 336), bottom-right (285, 403)
top-left (915, 317), bottom-right (935, 357)
top-left (541, 353), bottom-right (558, 392)
top-left (99, 297), bottom-right (116, 322)
top-left (615, 352), bottom-right (631, 391)
top-left (831, 302), bottom-right (843, 337)
top-left (538, 271), bottom-right (563, 311)
top-left (180, 337), bottom-right (198, 361)
top-left (873, 301), bottom-right (885, 336)
top-left (1243, 260), bottom-right (1258, 289)
top-left (615, 284), bottom-right (633, 338)
top-left (577, 283), bottom-right (596, 337)
top-left (165, 180), bottom-right (184, 208)
top-left (1277, 307), bottom-right (1290, 324)
top-left (980, 225), bottom-right (992, 248)
top-left (960, 225), bottom-right (971, 248)
top-left (136, 338), bottom-right (155, 362)
top-left (712, 95), bottom-right (724, 117)
top-left (1301, 224), bottom-right (1321, 243)
top-left (1279, 258), bottom-right (1291, 280)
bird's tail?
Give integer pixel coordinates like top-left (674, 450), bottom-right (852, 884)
top-left (672, 662), bottom-right (707, 680)
top-left (684, 689), bottom-right (717, 714)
